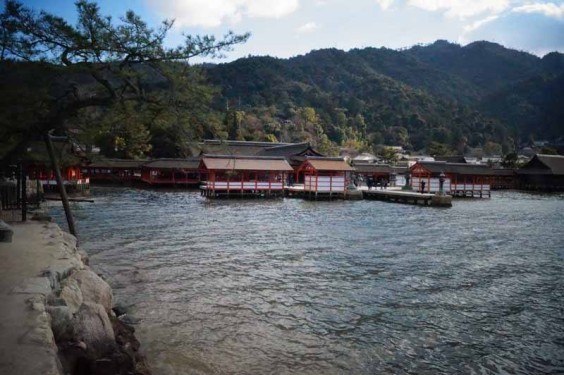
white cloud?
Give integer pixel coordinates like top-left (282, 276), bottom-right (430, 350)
top-left (463, 15), bottom-right (500, 32)
top-left (245, 0), bottom-right (299, 18)
top-left (512, 2), bottom-right (564, 19)
top-left (297, 21), bottom-right (319, 33)
top-left (407, 0), bottom-right (510, 19)
top-left (147, 0), bottom-right (299, 28)
top-left (375, 0), bottom-right (395, 10)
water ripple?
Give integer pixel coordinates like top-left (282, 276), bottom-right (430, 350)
top-left (49, 188), bottom-right (564, 375)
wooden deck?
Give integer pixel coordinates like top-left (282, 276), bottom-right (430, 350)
top-left (363, 188), bottom-right (452, 207)
top-left (285, 184), bottom-right (354, 200)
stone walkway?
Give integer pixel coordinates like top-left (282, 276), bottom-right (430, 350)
top-left (0, 221), bottom-right (63, 374)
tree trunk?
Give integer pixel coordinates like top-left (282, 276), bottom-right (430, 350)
top-left (44, 134), bottom-right (77, 238)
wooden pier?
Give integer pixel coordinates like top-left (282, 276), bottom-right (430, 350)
top-left (363, 189), bottom-right (452, 207)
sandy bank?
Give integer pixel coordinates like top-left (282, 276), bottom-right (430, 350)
top-left (0, 220), bottom-right (150, 374)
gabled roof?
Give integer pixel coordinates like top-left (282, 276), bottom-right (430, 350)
top-left (303, 157), bottom-right (353, 172)
top-left (143, 158), bottom-right (200, 169)
top-left (413, 161), bottom-right (495, 175)
top-left (87, 159), bottom-right (147, 168)
top-left (201, 155), bottom-right (294, 171)
top-left (353, 163), bottom-right (393, 174)
top-left (518, 154), bottom-right (564, 175)
top-left (199, 140), bottom-right (293, 156)
top-left (257, 142), bottom-right (323, 157)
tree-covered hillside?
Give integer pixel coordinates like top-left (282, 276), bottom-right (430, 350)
top-left (206, 41), bottom-right (564, 155)
top-left (2, 37), bottom-right (563, 159)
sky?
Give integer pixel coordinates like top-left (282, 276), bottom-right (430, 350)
top-left (15, 0), bottom-right (564, 62)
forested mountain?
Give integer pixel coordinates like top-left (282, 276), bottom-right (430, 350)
top-left (206, 40), bottom-right (564, 156)
top-left (2, 40), bottom-right (563, 159)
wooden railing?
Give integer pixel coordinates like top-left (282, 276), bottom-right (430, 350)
top-left (202, 181), bottom-right (284, 190)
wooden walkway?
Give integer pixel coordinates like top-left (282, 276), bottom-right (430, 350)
top-left (363, 189), bottom-right (452, 207)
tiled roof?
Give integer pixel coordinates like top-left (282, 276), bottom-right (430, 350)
top-left (305, 157), bottom-right (354, 171)
top-left (202, 155), bottom-right (294, 171)
top-left (415, 161), bottom-right (496, 175)
top-left (87, 159), bottom-right (147, 168)
top-left (518, 154), bottom-right (564, 175)
top-left (199, 140), bottom-right (293, 156)
top-left (258, 142), bottom-right (323, 157)
top-left (353, 163), bottom-right (393, 174)
top-left (143, 158), bottom-right (200, 169)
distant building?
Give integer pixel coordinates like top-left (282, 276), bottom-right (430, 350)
top-left (517, 154), bottom-right (564, 191)
top-left (199, 140), bottom-right (291, 156)
top-left (404, 155), bottom-right (435, 167)
top-left (410, 161), bottom-right (515, 197)
top-left (141, 159), bottom-right (200, 186)
top-left (84, 159), bottom-right (146, 184)
top-left (352, 153), bottom-right (379, 163)
top-left (199, 155), bottom-right (294, 198)
top-left (296, 157), bottom-right (353, 195)
top-left (435, 156), bottom-right (466, 163)
top-left (256, 142), bottom-right (323, 168)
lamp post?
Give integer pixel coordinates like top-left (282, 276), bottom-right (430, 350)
top-left (439, 172), bottom-right (446, 195)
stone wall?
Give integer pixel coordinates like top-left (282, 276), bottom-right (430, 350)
top-left (26, 221), bottom-right (150, 375)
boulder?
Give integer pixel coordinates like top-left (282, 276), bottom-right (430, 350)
top-left (47, 305), bottom-right (75, 342)
top-left (59, 278), bottom-right (83, 314)
top-left (43, 257), bottom-right (83, 290)
top-left (73, 303), bottom-right (116, 359)
top-left (69, 269), bottom-right (113, 312)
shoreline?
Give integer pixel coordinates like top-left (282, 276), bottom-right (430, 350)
top-left (0, 218), bottom-right (150, 375)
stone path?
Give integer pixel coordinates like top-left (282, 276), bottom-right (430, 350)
top-left (0, 221), bottom-right (64, 374)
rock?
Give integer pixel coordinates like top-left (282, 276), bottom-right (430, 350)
top-left (78, 250), bottom-right (90, 266)
top-left (20, 312), bottom-right (56, 348)
top-left (27, 295), bottom-right (46, 312)
top-left (43, 258), bottom-right (83, 290)
top-left (46, 306), bottom-right (75, 342)
top-left (31, 301), bottom-right (45, 312)
top-left (111, 315), bottom-right (139, 353)
top-left (119, 314), bottom-right (141, 325)
top-left (112, 303), bottom-right (128, 318)
top-left (69, 269), bottom-right (113, 313)
top-left (76, 341), bottom-right (87, 351)
top-left (73, 302), bottom-right (116, 359)
top-left (46, 295), bottom-right (67, 307)
top-left (59, 278), bottom-right (83, 314)
top-left (61, 231), bottom-right (77, 248)
top-left (91, 351), bottom-right (135, 375)
top-left (56, 341), bottom-right (89, 374)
